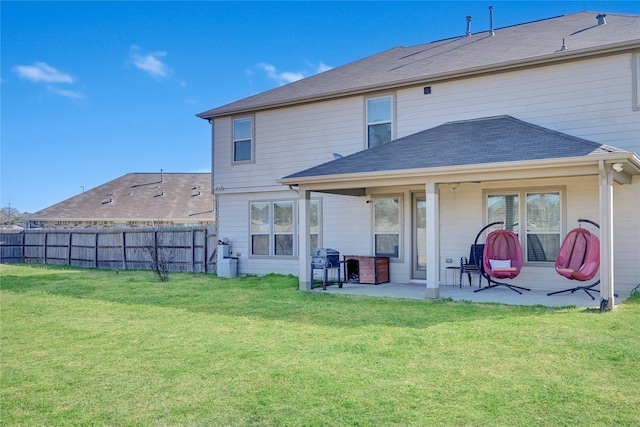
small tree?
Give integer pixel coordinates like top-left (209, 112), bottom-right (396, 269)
top-left (1, 206), bottom-right (20, 226)
top-left (143, 232), bottom-right (174, 282)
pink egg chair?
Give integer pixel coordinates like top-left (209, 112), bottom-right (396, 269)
top-left (547, 219), bottom-right (600, 300)
top-left (473, 221), bottom-right (531, 294)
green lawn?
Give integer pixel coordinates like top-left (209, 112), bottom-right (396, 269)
top-left (2, 264), bottom-right (639, 426)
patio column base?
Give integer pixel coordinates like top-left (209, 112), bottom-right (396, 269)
top-left (426, 287), bottom-right (439, 299)
top-left (299, 280), bottom-right (311, 291)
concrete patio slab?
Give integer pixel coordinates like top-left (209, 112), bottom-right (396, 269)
top-left (314, 281), bottom-right (632, 309)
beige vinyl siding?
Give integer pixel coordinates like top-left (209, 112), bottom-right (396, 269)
top-left (319, 194), bottom-right (371, 256)
top-left (214, 98), bottom-right (363, 193)
top-left (217, 191), bottom-right (371, 277)
top-left (396, 54), bottom-right (639, 152)
top-left (215, 54), bottom-right (637, 196)
top-left (613, 180), bottom-right (640, 290)
top-left (217, 192), bottom-right (299, 276)
top-left (439, 183), bottom-right (485, 278)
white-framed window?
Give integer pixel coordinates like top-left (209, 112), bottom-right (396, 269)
top-left (249, 199), bottom-right (320, 257)
top-left (633, 53), bottom-right (640, 111)
top-left (274, 201), bottom-right (294, 256)
top-left (373, 196), bottom-right (401, 259)
top-left (233, 116), bottom-right (253, 163)
top-left (486, 189), bottom-right (563, 263)
top-left (366, 95), bottom-right (393, 148)
top-left (250, 201), bottom-right (270, 256)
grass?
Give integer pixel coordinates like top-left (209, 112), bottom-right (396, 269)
top-left (1, 264), bottom-right (639, 426)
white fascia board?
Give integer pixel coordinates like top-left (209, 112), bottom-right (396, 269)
top-left (278, 153), bottom-right (640, 189)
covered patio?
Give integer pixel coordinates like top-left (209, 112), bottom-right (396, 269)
top-left (314, 281), bottom-right (634, 309)
top-left (284, 116), bottom-right (640, 310)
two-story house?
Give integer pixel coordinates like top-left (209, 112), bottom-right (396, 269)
top-left (198, 11), bottom-right (640, 308)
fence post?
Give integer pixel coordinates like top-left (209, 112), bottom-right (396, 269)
top-left (68, 232), bottom-right (73, 265)
top-left (191, 229), bottom-right (195, 272)
top-left (154, 230), bottom-right (158, 268)
top-left (44, 232), bottom-right (48, 264)
top-left (21, 232), bottom-right (25, 263)
top-left (94, 233), bottom-right (99, 268)
top-left (121, 231), bottom-right (126, 270)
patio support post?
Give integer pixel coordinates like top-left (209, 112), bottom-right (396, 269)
top-left (598, 161), bottom-right (616, 309)
top-left (298, 189), bottom-right (312, 291)
top-left (425, 181), bottom-right (440, 299)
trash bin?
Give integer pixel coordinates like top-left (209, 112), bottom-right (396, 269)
top-left (218, 257), bottom-right (238, 278)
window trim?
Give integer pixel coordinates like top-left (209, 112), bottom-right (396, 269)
top-left (365, 94), bottom-right (395, 149)
top-left (484, 187), bottom-right (566, 265)
top-left (371, 194), bottom-right (403, 260)
top-left (232, 115), bottom-right (255, 164)
top-left (248, 198), bottom-right (321, 259)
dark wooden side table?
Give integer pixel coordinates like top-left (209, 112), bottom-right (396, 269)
top-left (343, 255), bottom-right (390, 285)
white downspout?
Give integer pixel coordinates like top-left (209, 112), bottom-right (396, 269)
top-left (598, 160), bottom-right (616, 309)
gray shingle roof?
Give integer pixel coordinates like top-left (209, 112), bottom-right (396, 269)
top-left (282, 116), bottom-right (628, 180)
top-left (29, 173), bottom-right (214, 221)
top-left (198, 11), bottom-right (640, 119)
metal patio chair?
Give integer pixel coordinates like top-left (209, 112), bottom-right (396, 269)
top-left (459, 244), bottom-right (484, 287)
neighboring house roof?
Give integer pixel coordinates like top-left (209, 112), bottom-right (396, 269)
top-left (29, 173), bottom-right (214, 222)
top-left (197, 11), bottom-right (640, 119)
top-left (279, 116), bottom-right (638, 183)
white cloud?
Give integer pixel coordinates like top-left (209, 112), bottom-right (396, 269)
top-left (257, 60), bottom-right (332, 86)
top-left (13, 62), bottom-right (84, 99)
top-left (129, 45), bottom-right (170, 79)
top-left (14, 62), bottom-right (74, 83)
top-left (258, 63), bottom-right (304, 85)
top-left (316, 61), bottom-right (332, 73)
top-left (48, 86), bottom-right (85, 100)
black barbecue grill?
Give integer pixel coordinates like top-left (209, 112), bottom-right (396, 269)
top-left (311, 248), bottom-right (342, 290)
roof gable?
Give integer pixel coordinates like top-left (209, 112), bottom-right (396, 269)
top-left (198, 11), bottom-right (640, 118)
top-left (282, 116), bottom-right (628, 180)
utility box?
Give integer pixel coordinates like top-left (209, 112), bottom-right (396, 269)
top-left (218, 257), bottom-right (238, 278)
top-left (217, 241), bottom-right (238, 278)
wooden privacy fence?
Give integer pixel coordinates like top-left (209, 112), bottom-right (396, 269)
top-left (0, 226), bottom-right (218, 273)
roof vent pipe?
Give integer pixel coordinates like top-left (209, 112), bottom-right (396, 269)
top-left (596, 14), bottom-right (607, 25)
top-left (465, 15), bottom-right (473, 36)
top-left (560, 38), bottom-right (568, 51)
top-left (489, 6), bottom-right (495, 36)
top-left (160, 168), bottom-right (164, 183)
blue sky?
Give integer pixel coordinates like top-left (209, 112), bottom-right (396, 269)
top-left (2, 1), bottom-right (638, 213)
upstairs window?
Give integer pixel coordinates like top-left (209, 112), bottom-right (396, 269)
top-left (233, 117), bottom-right (253, 163)
top-left (366, 96), bottom-right (393, 148)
